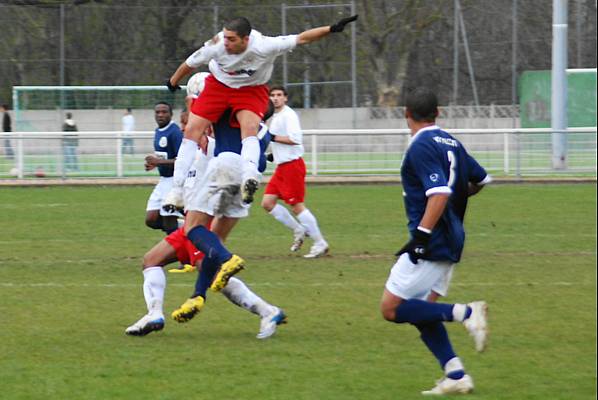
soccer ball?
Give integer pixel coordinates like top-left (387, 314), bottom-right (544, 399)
top-left (186, 72), bottom-right (209, 99)
top-left (9, 167), bottom-right (19, 177)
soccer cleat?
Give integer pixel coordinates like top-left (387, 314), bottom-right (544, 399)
top-left (421, 375), bottom-right (474, 395)
top-left (256, 307), bottom-right (288, 340)
top-left (290, 229), bottom-right (307, 252)
top-left (125, 314), bottom-right (165, 336)
top-left (241, 178), bottom-right (259, 204)
top-left (303, 242), bottom-right (329, 259)
top-left (210, 255), bottom-right (245, 292)
top-left (162, 186), bottom-right (184, 214)
top-left (171, 296), bottom-right (205, 323)
top-left (168, 264), bottom-right (196, 274)
top-left (463, 301), bottom-right (489, 352)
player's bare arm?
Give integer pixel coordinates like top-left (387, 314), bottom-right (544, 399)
top-left (468, 182), bottom-right (485, 197)
top-left (269, 135), bottom-right (298, 145)
top-left (168, 62), bottom-right (194, 90)
top-left (396, 193), bottom-right (449, 262)
top-left (296, 15), bottom-right (358, 45)
top-left (419, 193), bottom-right (450, 231)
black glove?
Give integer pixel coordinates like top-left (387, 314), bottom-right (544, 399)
top-left (266, 153), bottom-right (274, 162)
top-left (396, 228), bottom-right (431, 264)
top-left (166, 79), bottom-right (181, 92)
top-left (330, 14), bottom-right (358, 33)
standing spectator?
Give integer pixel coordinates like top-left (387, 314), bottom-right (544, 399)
top-left (62, 112), bottom-right (79, 172)
top-left (122, 107), bottom-right (135, 155)
top-left (261, 86), bottom-right (329, 258)
top-left (1, 104), bottom-right (14, 160)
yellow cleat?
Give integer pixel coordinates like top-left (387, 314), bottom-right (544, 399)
top-left (168, 264), bottom-right (196, 274)
top-left (210, 254), bottom-right (245, 292)
top-left (171, 296), bottom-right (205, 323)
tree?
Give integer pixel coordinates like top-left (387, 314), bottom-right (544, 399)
top-left (357, 0), bottom-right (442, 106)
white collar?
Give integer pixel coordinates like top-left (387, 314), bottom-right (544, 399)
top-left (410, 124), bottom-right (440, 143)
top-left (157, 120), bottom-right (174, 132)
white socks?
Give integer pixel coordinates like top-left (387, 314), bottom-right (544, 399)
top-left (143, 267), bottom-right (166, 318)
top-left (444, 357), bottom-right (465, 376)
top-left (297, 208), bottom-right (326, 245)
top-left (452, 303), bottom-right (468, 322)
top-left (173, 138), bottom-right (199, 187)
top-left (221, 277), bottom-right (274, 318)
top-left (241, 136), bottom-right (260, 181)
top-left (270, 204), bottom-right (303, 233)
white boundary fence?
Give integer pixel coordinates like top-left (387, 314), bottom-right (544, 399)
top-left (0, 127), bottom-right (596, 179)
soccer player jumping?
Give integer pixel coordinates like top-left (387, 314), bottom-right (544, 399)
top-left (164, 14), bottom-right (358, 210)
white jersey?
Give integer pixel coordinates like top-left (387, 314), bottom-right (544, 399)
top-left (269, 105), bottom-right (304, 164)
top-left (185, 30), bottom-right (298, 88)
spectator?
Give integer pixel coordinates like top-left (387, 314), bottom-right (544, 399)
top-left (122, 107), bottom-right (135, 155)
top-left (1, 104), bottom-right (14, 160)
top-left (62, 112), bottom-right (79, 172)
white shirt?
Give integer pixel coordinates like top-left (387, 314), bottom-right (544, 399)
top-left (122, 114), bottom-right (135, 132)
top-left (269, 105), bottom-right (304, 164)
top-left (186, 30), bottom-right (298, 88)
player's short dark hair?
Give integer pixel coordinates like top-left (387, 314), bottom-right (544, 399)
top-left (126, 107), bottom-right (132, 112)
top-left (269, 85), bottom-right (288, 96)
top-left (224, 17), bottom-right (252, 38)
top-left (1, 104), bottom-right (8, 109)
top-left (154, 101), bottom-right (172, 113)
top-left (405, 87), bottom-right (438, 122)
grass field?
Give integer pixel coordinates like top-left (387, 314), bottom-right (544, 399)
top-left (0, 184), bottom-right (596, 399)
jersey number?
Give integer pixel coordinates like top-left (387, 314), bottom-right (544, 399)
top-left (447, 150), bottom-right (457, 188)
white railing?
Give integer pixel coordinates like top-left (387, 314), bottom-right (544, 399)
top-left (0, 128), bottom-right (596, 179)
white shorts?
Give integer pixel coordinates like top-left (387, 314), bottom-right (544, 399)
top-left (385, 253), bottom-right (455, 300)
top-left (185, 152), bottom-right (251, 219)
top-left (146, 176), bottom-right (182, 217)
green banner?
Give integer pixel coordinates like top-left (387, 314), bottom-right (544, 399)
top-left (519, 69), bottom-right (597, 128)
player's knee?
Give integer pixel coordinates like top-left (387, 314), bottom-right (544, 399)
top-left (145, 217), bottom-right (162, 230)
top-left (380, 304), bottom-right (397, 322)
top-left (261, 198), bottom-right (275, 211)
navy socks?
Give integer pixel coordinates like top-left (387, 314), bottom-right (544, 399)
top-left (187, 225), bottom-right (232, 265)
top-left (394, 298), bottom-right (455, 324)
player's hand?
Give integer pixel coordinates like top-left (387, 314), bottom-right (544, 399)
top-left (166, 79), bottom-right (181, 92)
top-left (266, 153), bottom-right (274, 162)
top-left (144, 154), bottom-right (159, 170)
top-left (396, 227), bottom-right (431, 264)
top-left (330, 14), bottom-right (358, 33)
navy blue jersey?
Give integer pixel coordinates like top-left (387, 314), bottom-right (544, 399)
top-left (213, 109), bottom-right (270, 173)
top-left (153, 121), bottom-right (183, 177)
top-left (401, 125), bottom-right (489, 262)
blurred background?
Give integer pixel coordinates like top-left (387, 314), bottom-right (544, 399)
top-left (0, 0), bottom-right (596, 178)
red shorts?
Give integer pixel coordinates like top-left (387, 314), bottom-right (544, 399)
top-left (191, 74), bottom-right (269, 128)
top-left (264, 158), bottom-right (306, 205)
top-left (164, 227), bottom-right (204, 266)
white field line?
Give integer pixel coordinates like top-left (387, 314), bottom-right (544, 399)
top-left (0, 281), bottom-right (591, 289)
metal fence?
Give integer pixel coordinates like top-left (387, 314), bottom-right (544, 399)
top-left (0, 128), bottom-right (596, 180)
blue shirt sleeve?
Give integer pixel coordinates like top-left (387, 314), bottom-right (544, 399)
top-left (409, 141), bottom-right (451, 195)
top-left (466, 152), bottom-right (488, 184)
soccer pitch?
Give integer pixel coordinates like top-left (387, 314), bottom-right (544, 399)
top-left (0, 184), bottom-right (595, 399)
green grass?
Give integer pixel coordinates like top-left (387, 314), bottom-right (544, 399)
top-left (0, 184), bottom-right (596, 399)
